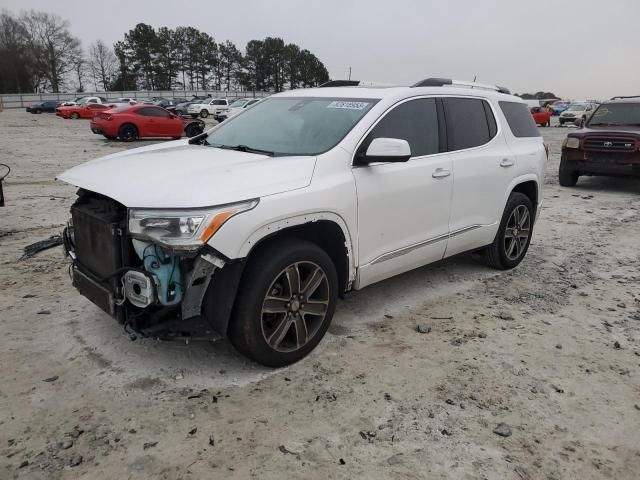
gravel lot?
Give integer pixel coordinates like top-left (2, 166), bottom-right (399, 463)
top-left (0, 110), bottom-right (639, 480)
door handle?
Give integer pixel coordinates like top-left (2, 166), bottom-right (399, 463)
top-left (500, 159), bottom-right (514, 167)
top-left (432, 168), bottom-right (451, 179)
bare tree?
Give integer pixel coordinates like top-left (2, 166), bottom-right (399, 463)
top-left (72, 50), bottom-right (87, 92)
top-left (88, 40), bottom-right (116, 91)
top-left (22, 10), bottom-right (81, 92)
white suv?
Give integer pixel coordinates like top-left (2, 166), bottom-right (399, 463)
top-left (186, 98), bottom-right (230, 118)
top-left (59, 78), bottom-right (546, 367)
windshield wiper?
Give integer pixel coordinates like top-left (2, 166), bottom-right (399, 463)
top-left (215, 144), bottom-right (276, 156)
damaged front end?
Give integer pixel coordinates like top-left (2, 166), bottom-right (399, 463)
top-left (63, 190), bottom-right (255, 339)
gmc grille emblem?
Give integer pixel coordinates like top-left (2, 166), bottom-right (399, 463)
top-left (603, 141), bottom-right (613, 147)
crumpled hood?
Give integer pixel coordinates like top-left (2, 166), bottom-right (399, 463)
top-left (57, 140), bottom-right (316, 208)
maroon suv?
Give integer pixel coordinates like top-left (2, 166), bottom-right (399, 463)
top-left (559, 97), bottom-right (640, 186)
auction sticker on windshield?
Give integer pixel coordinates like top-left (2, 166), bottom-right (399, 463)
top-left (327, 101), bottom-right (371, 110)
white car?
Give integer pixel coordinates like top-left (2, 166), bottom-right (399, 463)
top-left (186, 98), bottom-right (230, 118)
top-left (559, 102), bottom-right (598, 125)
top-left (60, 96), bottom-right (108, 106)
top-left (107, 98), bottom-right (138, 108)
top-left (58, 78), bottom-right (546, 367)
top-left (217, 98), bottom-right (262, 121)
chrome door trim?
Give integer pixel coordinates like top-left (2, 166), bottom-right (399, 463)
top-left (367, 224), bottom-right (484, 266)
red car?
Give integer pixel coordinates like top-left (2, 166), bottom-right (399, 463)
top-left (89, 105), bottom-right (205, 141)
top-left (530, 106), bottom-right (552, 127)
top-left (56, 103), bottom-right (111, 119)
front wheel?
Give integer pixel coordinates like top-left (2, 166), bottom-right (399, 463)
top-left (228, 239), bottom-right (338, 367)
top-left (200, 109), bottom-right (209, 118)
top-left (70, 112), bottom-right (80, 119)
top-left (559, 159), bottom-right (579, 186)
top-left (484, 192), bottom-right (534, 270)
top-left (185, 123), bottom-right (203, 138)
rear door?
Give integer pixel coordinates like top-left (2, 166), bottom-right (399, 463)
top-left (353, 97), bottom-right (453, 288)
top-left (443, 96), bottom-right (517, 257)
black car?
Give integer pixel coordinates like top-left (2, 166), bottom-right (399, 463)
top-left (26, 100), bottom-right (60, 114)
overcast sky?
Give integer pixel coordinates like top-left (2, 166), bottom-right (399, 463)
top-left (2, 0), bottom-right (638, 99)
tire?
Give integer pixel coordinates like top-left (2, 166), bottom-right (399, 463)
top-left (229, 238), bottom-right (338, 367)
top-left (559, 159), bottom-right (579, 187)
top-left (70, 112), bottom-right (80, 119)
top-left (118, 124), bottom-right (138, 142)
top-left (34, 108), bottom-right (42, 114)
top-left (546, 119), bottom-right (551, 127)
top-left (200, 109), bottom-right (209, 118)
top-left (185, 123), bottom-right (203, 138)
top-left (484, 192), bottom-right (534, 270)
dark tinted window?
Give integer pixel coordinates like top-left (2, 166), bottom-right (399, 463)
top-left (499, 101), bottom-right (541, 137)
top-left (136, 107), bottom-right (170, 117)
top-left (212, 100), bottom-right (227, 105)
top-left (444, 98), bottom-right (495, 150)
top-left (361, 98), bottom-right (439, 157)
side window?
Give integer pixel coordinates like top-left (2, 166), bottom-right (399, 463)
top-left (359, 98), bottom-right (439, 158)
top-left (87, 98), bottom-right (97, 103)
top-left (137, 107), bottom-right (170, 117)
top-left (499, 101), bottom-right (541, 138)
top-left (443, 98), bottom-right (495, 151)
top-left (213, 100), bottom-right (226, 106)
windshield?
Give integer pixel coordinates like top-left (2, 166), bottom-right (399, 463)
top-left (205, 97), bottom-right (379, 156)
top-left (567, 104), bottom-right (587, 111)
top-left (588, 103), bottom-right (640, 126)
top-left (230, 99), bottom-right (248, 108)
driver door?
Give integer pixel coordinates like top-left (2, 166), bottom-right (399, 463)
top-left (353, 97), bottom-right (453, 288)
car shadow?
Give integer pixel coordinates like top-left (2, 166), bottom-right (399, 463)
top-left (574, 175), bottom-right (640, 195)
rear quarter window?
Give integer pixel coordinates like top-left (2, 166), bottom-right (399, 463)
top-left (443, 97), bottom-right (496, 150)
top-left (499, 101), bottom-right (541, 138)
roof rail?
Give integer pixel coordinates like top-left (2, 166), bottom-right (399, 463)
top-left (412, 77), bottom-right (511, 95)
top-left (319, 80), bottom-right (361, 87)
top-left (610, 95), bottom-right (640, 100)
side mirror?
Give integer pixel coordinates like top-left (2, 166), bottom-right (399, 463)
top-left (357, 138), bottom-right (411, 165)
top-left (574, 118), bottom-right (584, 128)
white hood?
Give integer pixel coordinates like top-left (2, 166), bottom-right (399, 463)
top-left (57, 141), bottom-right (316, 208)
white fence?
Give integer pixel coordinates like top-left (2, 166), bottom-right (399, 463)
top-left (0, 90), bottom-right (271, 109)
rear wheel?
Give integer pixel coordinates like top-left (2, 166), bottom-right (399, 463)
top-left (559, 159), bottom-right (579, 187)
top-left (118, 124), bottom-right (138, 142)
top-left (484, 192), bottom-right (534, 270)
top-left (34, 108), bottom-right (42, 114)
top-left (70, 112), bottom-right (80, 119)
top-left (546, 119), bottom-right (551, 127)
top-left (200, 109), bottom-right (209, 118)
top-left (229, 239), bottom-right (338, 367)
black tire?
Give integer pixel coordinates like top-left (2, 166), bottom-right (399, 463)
top-left (546, 119), bottom-right (551, 127)
top-left (484, 192), bottom-right (534, 270)
top-left (185, 123), bottom-right (203, 138)
top-left (559, 159), bottom-right (579, 187)
top-left (34, 108), bottom-right (42, 114)
top-left (70, 112), bottom-right (80, 119)
top-left (200, 109), bottom-right (209, 118)
top-left (118, 124), bottom-right (138, 142)
top-left (228, 238), bottom-right (338, 367)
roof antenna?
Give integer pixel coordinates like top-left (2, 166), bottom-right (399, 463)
top-left (348, 66), bottom-right (352, 81)
top-left (472, 74), bottom-right (477, 88)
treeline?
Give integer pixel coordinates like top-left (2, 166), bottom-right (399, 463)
top-left (0, 10), bottom-right (330, 94)
top-left (517, 92), bottom-right (559, 100)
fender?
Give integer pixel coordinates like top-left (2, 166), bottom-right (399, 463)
top-left (238, 212), bottom-right (357, 286)
top-left (502, 173), bottom-right (541, 219)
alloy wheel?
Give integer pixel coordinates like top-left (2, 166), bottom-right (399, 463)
top-left (260, 261), bottom-right (330, 353)
top-left (504, 205), bottom-right (531, 261)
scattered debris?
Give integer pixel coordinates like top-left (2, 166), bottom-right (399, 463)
top-left (339, 458), bottom-right (346, 465)
top-left (387, 453), bottom-right (404, 465)
top-left (143, 441), bottom-right (158, 450)
top-left (498, 312), bottom-right (515, 321)
top-left (69, 455), bottom-right (83, 467)
top-left (493, 423), bottom-right (512, 437)
top-left (20, 235), bottom-right (63, 260)
top-left (208, 435), bottom-right (215, 446)
top-left (37, 310), bottom-right (51, 315)
top-left (60, 439), bottom-right (73, 450)
top-left (416, 324), bottom-right (431, 334)
top-left (188, 427), bottom-right (197, 435)
top-left (42, 375), bottom-right (58, 382)
top-left (551, 385), bottom-right (565, 394)
top-left (614, 341), bottom-right (622, 350)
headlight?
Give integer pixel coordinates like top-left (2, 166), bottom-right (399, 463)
top-left (129, 199), bottom-right (258, 249)
top-left (563, 137), bottom-right (580, 149)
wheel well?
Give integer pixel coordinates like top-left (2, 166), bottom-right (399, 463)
top-left (119, 123), bottom-right (138, 133)
top-left (246, 221), bottom-right (350, 294)
top-left (512, 180), bottom-right (538, 214)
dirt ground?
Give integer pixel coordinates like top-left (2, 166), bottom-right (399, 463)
top-left (0, 110), bottom-right (639, 480)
